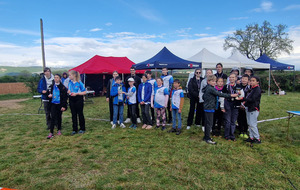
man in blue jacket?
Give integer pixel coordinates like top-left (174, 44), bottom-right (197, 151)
top-left (37, 67), bottom-right (54, 130)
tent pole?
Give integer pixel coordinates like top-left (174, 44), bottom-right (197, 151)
top-left (122, 73), bottom-right (124, 81)
top-left (293, 70), bottom-right (296, 92)
top-left (268, 68), bottom-right (271, 96)
top-left (84, 74), bottom-right (86, 88)
top-left (155, 68), bottom-right (157, 79)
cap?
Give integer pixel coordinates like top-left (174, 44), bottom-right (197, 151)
top-left (128, 77), bottom-right (134, 82)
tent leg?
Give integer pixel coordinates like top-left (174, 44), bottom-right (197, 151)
top-left (268, 68), bottom-right (271, 96)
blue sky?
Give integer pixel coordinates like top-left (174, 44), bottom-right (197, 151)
top-left (0, 0), bottom-right (299, 70)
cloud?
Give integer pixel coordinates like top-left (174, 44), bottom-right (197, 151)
top-left (283, 4), bottom-right (300, 11)
top-left (105, 23), bottom-right (112, 26)
top-left (194, 33), bottom-right (209, 37)
top-left (205, 27), bottom-right (212, 30)
top-left (0, 27), bottom-right (39, 36)
top-left (230, 17), bottom-right (249, 20)
top-left (251, 1), bottom-right (274, 12)
top-left (90, 28), bottom-right (102, 32)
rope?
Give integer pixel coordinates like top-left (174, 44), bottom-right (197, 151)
top-left (271, 70), bottom-right (281, 91)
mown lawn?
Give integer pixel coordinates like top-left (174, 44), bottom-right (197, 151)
top-left (0, 92), bottom-right (299, 189)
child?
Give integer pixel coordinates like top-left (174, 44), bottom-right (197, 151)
top-left (212, 77), bottom-right (225, 136)
top-left (110, 76), bottom-right (126, 129)
top-left (46, 74), bottom-right (68, 139)
top-left (124, 78), bottom-right (137, 129)
top-left (138, 74), bottom-right (153, 129)
top-left (151, 78), bottom-right (169, 131)
top-left (161, 67), bottom-right (173, 123)
top-left (169, 79), bottom-right (184, 135)
top-left (237, 74), bottom-right (251, 138)
top-left (222, 73), bottom-right (244, 141)
top-left (68, 70), bottom-right (87, 135)
top-left (146, 70), bottom-right (157, 124)
top-left (239, 76), bottom-right (262, 144)
top-left (203, 75), bottom-right (237, 144)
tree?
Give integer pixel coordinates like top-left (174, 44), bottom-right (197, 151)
top-left (223, 21), bottom-right (293, 60)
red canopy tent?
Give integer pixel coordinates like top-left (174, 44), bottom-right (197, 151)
top-left (70, 55), bottom-right (145, 74)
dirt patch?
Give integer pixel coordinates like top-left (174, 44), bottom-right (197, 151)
top-left (0, 98), bottom-right (29, 110)
top-left (0, 83), bottom-right (29, 94)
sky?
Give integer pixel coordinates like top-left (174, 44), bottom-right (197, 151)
top-left (0, 0), bottom-right (299, 70)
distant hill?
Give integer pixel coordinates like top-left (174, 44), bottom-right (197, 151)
top-left (0, 66), bottom-right (71, 76)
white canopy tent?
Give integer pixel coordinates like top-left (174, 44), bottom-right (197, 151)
top-left (228, 50), bottom-right (270, 69)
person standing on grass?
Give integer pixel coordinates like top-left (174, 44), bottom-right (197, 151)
top-left (238, 76), bottom-right (262, 144)
top-left (187, 68), bottom-right (203, 130)
top-left (237, 74), bottom-right (251, 139)
top-left (124, 78), bottom-right (137, 129)
top-left (169, 79), bottom-right (184, 135)
top-left (151, 78), bottom-right (169, 131)
top-left (202, 75), bottom-right (237, 144)
top-left (222, 73), bottom-right (244, 141)
top-left (68, 70), bottom-right (87, 135)
top-left (198, 69), bottom-right (214, 130)
top-left (61, 72), bottom-right (68, 85)
top-left (138, 74), bottom-right (152, 129)
top-left (46, 74), bottom-right (68, 139)
top-left (161, 67), bottom-right (173, 123)
top-left (212, 77), bottom-right (225, 137)
top-left (110, 76), bottom-right (126, 129)
top-left (227, 67), bottom-right (241, 85)
top-left (106, 71), bottom-right (119, 124)
top-left (124, 67), bottom-right (141, 124)
top-left (215, 63), bottom-right (228, 81)
top-left (37, 67), bottom-right (54, 130)
top-left (146, 70), bottom-right (157, 125)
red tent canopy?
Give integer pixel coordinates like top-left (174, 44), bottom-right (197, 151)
top-left (70, 55), bottom-right (146, 74)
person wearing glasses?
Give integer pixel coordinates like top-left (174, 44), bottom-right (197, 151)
top-left (186, 68), bottom-right (203, 130)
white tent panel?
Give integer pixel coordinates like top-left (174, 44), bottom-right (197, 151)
top-left (228, 50), bottom-right (270, 69)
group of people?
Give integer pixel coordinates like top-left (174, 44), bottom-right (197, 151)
top-left (38, 63), bottom-right (262, 145)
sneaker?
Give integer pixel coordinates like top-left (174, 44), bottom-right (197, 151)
top-left (129, 124), bottom-right (134, 128)
top-left (117, 120), bottom-right (120, 125)
top-left (253, 139), bottom-right (261, 144)
top-left (239, 133), bottom-right (244, 138)
top-left (137, 118), bottom-right (142, 123)
top-left (156, 125), bottom-right (160, 129)
top-left (168, 128), bottom-right (177, 133)
top-left (142, 124), bottom-right (147, 129)
top-left (146, 125), bottom-right (152, 129)
top-left (201, 126), bottom-right (205, 132)
top-left (243, 134), bottom-right (249, 139)
top-left (161, 126), bottom-right (166, 131)
top-left (186, 126), bottom-right (191, 130)
top-left (71, 131), bottom-right (77, 136)
top-left (244, 138), bottom-right (254, 142)
top-left (78, 130), bottom-right (85, 134)
top-left (124, 118), bottom-right (131, 123)
top-left (47, 133), bottom-right (53, 139)
top-left (110, 121), bottom-right (113, 125)
top-left (176, 129), bottom-right (182, 135)
top-left (133, 125), bottom-right (137, 130)
top-left (57, 130), bottom-right (62, 136)
top-left (120, 123), bottom-right (126, 128)
top-left (231, 138), bottom-right (236, 142)
top-left (206, 139), bottom-right (217, 145)
top-left (111, 124), bottom-right (116, 129)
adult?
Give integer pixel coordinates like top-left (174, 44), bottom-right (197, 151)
top-left (106, 71), bottom-right (119, 124)
top-left (187, 68), bottom-right (203, 130)
top-left (124, 67), bottom-right (141, 124)
top-left (37, 67), bottom-right (54, 130)
top-left (161, 67), bottom-right (173, 123)
top-left (198, 69), bottom-right (213, 129)
top-left (215, 63), bottom-right (228, 80)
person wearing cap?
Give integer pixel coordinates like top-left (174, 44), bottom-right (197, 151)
top-left (37, 67), bottom-right (54, 130)
top-left (226, 67), bottom-right (241, 85)
top-left (124, 67), bottom-right (141, 124)
top-left (123, 77), bottom-right (138, 129)
top-left (243, 67), bottom-right (254, 77)
top-left (215, 63), bottom-right (228, 80)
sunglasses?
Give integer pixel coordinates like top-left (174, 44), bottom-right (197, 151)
top-left (196, 72), bottom-right (201, 74)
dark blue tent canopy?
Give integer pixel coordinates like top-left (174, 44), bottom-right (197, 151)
top-left (256, 54), bottom-right (294, 70)
top-left (133, 47), bottom-right (202, 70)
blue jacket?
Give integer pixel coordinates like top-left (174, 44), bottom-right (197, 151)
top-left (110, 83), bottom-right (126, 105)
top-left (138, 82), bottom-right (152, 103)
top-left (37, 76), bottom-right (49, 100)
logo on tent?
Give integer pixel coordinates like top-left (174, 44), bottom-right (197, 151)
top-left (146, 64), bottom-right (154, 67)
top-left (188, 64), bottom-right (193, 68)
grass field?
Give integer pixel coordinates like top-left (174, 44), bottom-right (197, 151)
top-left (0, 93), bottom-right (299, 189)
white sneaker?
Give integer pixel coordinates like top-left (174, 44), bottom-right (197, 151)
top-left (117, 120), bottom-right (120, 125)
top-left (110, 121), bottom-right (113, 125)
top-left (186, 126), bottom-right (191, 130)
top-left (137, 118), bottom-right (141, 123)
top-left (111, 124), bottom-right (116, 129)
top-left (202, 126), bottom-right (205, 132)
top-left (124, 118), bottom-right (131, 123)
top-left (120, 123), bottom-right (126, 128)
top-left (196, 125), bottom-right (201, 128)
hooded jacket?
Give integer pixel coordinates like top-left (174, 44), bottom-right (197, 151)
top-left (46, 81), bottom-right (68, 110)
top-left (110, 83), bottom-right (126, 105)
top-left (242, 85), bottom-right (261, 112)
top-left (203, 84), bottom-right (231, 110)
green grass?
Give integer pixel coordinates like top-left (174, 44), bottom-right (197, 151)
top-left (0, 93), bottom-right (32, 101)
top-left (0, 93), bottom-right (299, 189)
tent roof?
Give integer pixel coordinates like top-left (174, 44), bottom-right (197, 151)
top-left (256, 54), bottom-right (294, 70)
top-left (189, 48), bottom-right (239, 69)
top-left (70, 55), bottom-right (145, 74)
top-left (228, 50), bottom-right (270, 69)
top-left (134, 47), bottom-right (201, 70)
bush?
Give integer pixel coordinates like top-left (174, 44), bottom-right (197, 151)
top-left (24, 74), bottom-right (41, 95)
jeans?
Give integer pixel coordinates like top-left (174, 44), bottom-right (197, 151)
top-left (128, 104), bottom-right (137, 125)
top-left (43, 101), bottom-right (51, 129)
top-left (113, 103), bottom-right (124, 125)
top-left (172, 109), bottom-right (182, 129)
top-left (223, 101), bottom-right (239, 139)
top-left (204, 112), bottom-right (214, 141)
top-left (69, 96), bottom-right (85, 132)
top-left (50, 103), bottom-right (62, 134)
top-left (187, 97), bottom-right (203, 126)
top-left (246, 108), bottom-right (260, 139)
top-left (141, 104), bottom-right (152, 125)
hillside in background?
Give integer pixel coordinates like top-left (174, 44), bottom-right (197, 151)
top-left (0, 66), bottom-right (71, 76)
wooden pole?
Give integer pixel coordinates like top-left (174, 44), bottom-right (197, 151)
top-left (40, 18), bottom-right (46, 72)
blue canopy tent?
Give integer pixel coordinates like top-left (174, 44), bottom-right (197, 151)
top-left (256, 54), bottom-right (295, 94)
top-left (256, 54), bottom-right (295, 70)
top-left (133, 47), bottom-right (202, 70)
